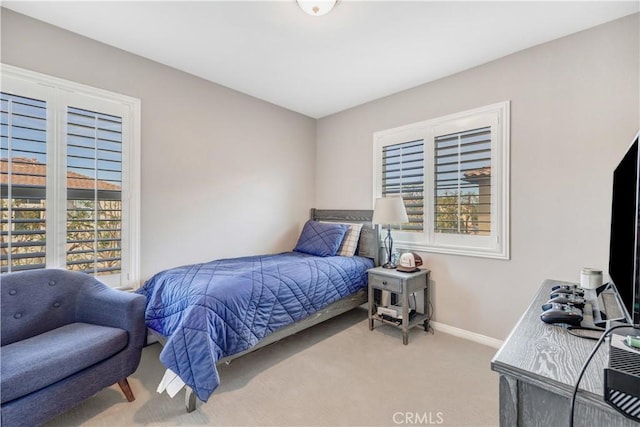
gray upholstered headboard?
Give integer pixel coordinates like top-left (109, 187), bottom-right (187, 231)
top-left (310, 209), bottom-right (380, 266)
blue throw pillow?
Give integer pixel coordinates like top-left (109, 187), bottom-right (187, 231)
top-left (293, 220), bottom-right (349, 257)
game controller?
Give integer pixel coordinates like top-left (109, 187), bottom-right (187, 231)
top-left (550, 287), bottom-right (585, 297)
top-left (550, 288), bottom-right (584, 298)
top-left (551, 284), bottom-right (578, 291)
top-left (546, 293), bottom-right (586, 309)
top-left (540, 303), bottom-right (583, 327)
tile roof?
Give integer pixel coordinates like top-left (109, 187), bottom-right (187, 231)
top-left (0, 157), bottom-right (121, 191)
top-left (463, 167), bottom-right (491, 179)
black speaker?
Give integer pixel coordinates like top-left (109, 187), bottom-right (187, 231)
top-left (604, 327), bottom-right (640, 422)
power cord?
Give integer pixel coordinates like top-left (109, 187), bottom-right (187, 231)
top-left (424, 300), bottom-right (434, 334)
top-left (566, 326), bottom-right (605, 341)
top-left (409, 292), bottom-right (434, 334)
top-left (568, 324), bottom-right (629, 427)
top-left (420, 293), bottom-right (434, 334)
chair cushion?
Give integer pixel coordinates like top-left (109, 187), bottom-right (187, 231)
top-left (0, 322), bottom-right (128, 403)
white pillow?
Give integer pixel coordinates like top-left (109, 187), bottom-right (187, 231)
top-left (320, 221), bottom-right (363, 257)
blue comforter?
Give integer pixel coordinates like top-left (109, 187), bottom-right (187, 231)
top-left (136, 252), bottom-right (373, 401)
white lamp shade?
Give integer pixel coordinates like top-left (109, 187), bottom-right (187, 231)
top-left (372, 196), bottom-right (409, 225)
top-left (297, 0), bottom-right (337, 16)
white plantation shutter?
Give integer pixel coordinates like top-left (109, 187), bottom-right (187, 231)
top-left (381, 139), bottom-right (424, 231)
top-left (66, 107), bottom-right (123, 275)
top-left (374, 101), bottom-right (509, 259)
top-left (434, 126), bottom-right (491, 236)
top-left (0, 65), bottom-right (140, 286)
top-left (0, 93), bottom-right (48, 272)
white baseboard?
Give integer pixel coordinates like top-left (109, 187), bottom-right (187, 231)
top-left (431, 321), bottom-right (503, 349)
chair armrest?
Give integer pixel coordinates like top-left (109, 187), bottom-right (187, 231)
top-left (76, 281), bottom-right (147, 349)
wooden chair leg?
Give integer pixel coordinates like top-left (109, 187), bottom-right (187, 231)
top-left (118, 378), bottom-right (135, 402)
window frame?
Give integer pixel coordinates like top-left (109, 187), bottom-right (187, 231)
top-left (1, 64), bottom-right (141, 287)
top-left (373, 101), bottom-right (510, 260)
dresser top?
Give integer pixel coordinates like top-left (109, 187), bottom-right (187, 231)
top-left (491, 279), bottom-right (609, 404)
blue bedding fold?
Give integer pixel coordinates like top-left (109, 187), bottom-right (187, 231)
top-left (136, 251), bottom-right (373, 402)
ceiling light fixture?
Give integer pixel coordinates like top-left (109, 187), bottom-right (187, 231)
top-left (297, 0), bottom-right (337, 16)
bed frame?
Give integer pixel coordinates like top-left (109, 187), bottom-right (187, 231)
top-left (154, 209), bottom-right (380, 412)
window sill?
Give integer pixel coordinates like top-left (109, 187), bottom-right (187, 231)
top-left (395, 241), bottom-right (510, 260)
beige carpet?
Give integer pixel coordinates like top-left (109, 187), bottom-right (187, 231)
top-left (44, 308), bottom-right (499, 427)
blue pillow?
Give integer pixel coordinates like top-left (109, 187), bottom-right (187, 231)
top-left (293, 220), bottom-right (349, 257)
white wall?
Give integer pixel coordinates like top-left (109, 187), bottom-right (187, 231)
top-left (1, 9), bottom-right (317, 282)
top-left (316, 14), bottom-right (640, 340)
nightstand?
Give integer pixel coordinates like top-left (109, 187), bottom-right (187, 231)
top-left (367, 266), bottom-right (431, 345)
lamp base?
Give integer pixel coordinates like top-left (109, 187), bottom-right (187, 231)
top-left (382, 262), bottom-right (396, 269)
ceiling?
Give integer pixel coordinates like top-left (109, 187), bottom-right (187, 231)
top-left (3, 1), bottom-right (638, 118)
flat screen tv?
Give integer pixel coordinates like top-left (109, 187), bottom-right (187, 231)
top-left (608, 130), bottom-right (640, 328)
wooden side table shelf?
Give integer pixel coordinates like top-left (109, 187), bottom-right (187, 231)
top-left (367, 266), bottom-right (431, 345)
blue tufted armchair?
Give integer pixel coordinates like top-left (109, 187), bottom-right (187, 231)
top-left (0, 269), bottom-right (146, 427)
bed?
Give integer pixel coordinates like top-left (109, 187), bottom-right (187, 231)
top-left (136, 209), bottom-right (379, 412)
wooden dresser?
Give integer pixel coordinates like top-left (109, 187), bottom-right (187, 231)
top-left (491, 279), bottom-right (637, 426)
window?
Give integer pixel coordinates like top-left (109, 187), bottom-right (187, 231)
top-left (381, 139), bottom-right (424, 231)
top-left (434, 127), bottom-right (491, 236)
top-left (65, 107), bottom-right (124, 276)
top-left (1, 94), bottom-right (48, 270)
top-left (1, 65), bottom-right (140, 287)
top-left (374, 102), bottom-right (509, 259)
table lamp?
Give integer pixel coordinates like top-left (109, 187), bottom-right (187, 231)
top-left (372, 196), bottom-right (409, 268)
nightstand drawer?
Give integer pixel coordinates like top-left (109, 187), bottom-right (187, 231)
top-left (368, 274), bottom-right (402, 293)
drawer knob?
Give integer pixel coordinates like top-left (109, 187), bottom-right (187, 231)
top-left (382, 281), bottom-right (387, 285)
